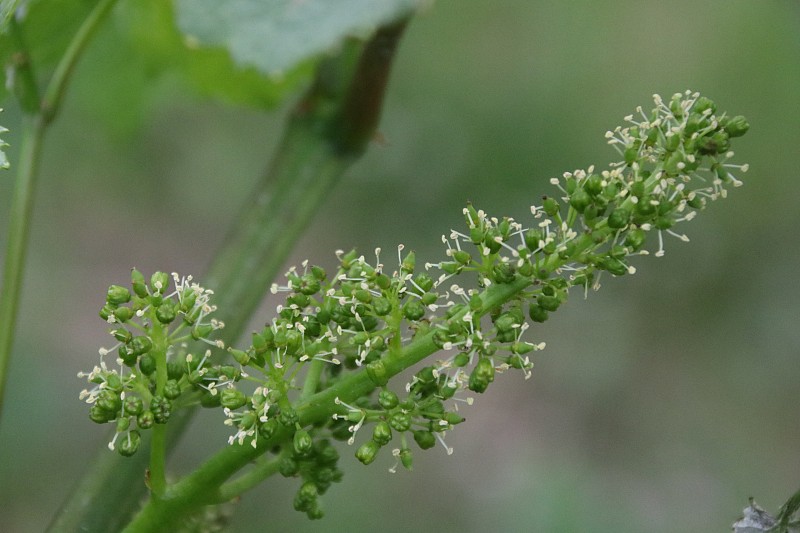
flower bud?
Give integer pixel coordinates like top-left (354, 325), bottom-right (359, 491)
top-left (293, 428), bottom-right (313, 456)
top-left (112, 306), bottom-right (133, 323)
top-left (130, 336), bottom-right (152, 356)
top-left (106, 285), bottom-right (131, 306)
top-left (138, 354), bottom-right (156, 375)
top-left (378, 389), bottom-right (399, 410)
top-left (131, 268), bottom-right (148, 298)
top-left (163, 379), bottom-right (181, 400)
top-left (372, 421), bottom-right (393, 446)
top-left (607, 207), bottom-right (631, 229)
top-left (156, 301), bottom-right (178, 324)
top-left (150, 271), bottom-right (169, 295)
top-left (724, 115), bottom-right (750, 138)
top-left (111, 329), bottom-right (132, 344)
top-left (413, 430), bottom-right (436, 450)
top-left (150, 395), bottom-right (171, 424)
top-left (402, 300), bottom-right (425, 321)
top-left (136, 410), bottom-right (154, 429)
top-left (400, 448), bottom-right (414, 470)
top-left (469, 357), bottom-right (495, 393)
top-left (366, 360), bottom-right (389, 387)
top-left (220, 388), bottom-right (247, 410)
top-left (542, 196), bottom-right (559, 217)
top-left (355, 440), bottom-right (380, 465)
top-left (124, 396), bottom-right (144, 416)
top-left (389, 412), bottom-right (411, 432)
top-left (117, 430), bottom-right (141, 457)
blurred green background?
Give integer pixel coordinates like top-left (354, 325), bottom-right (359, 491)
top-left (1, 0), bottom-right (799, 531)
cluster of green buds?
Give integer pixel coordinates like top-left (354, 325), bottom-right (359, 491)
top-left (79, 270), bottom-right (226, 456)
top-left (80, 91), bottom-right (748, 519)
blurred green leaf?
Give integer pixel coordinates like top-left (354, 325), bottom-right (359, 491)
top-left (119, 0), bottom-right (311, 108)
top-left (63, 0), bottom-right (313, 136)
top-left (0, 0), bottom-right (22, 30)
top-left (0, 0), bottom-right (95, 103)
top-left (175, 0), bottom-right (425, 75)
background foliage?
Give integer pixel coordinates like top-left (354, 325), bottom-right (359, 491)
top-left (0, 0), bottom-right (798, 531)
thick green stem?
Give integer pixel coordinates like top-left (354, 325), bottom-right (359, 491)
top-left (149, 424), bottom-right (167, 497)
top-left (47, 19), bottom-right (410, 533)
top-left (214, 452), bottom-right (286, 503)
top-left (0, 0), bottom-right (119, 420)
top-left (300, 360), bottom-right (325, 399)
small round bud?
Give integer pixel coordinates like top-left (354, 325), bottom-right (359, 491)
top-left (569, 189), bottom-right (591, 213)
top-left (372, 421), bottom-right (393, 446)
top-left (137, 410), bottom-right (154, 429)
top-left (117, 430), bottom-right (141, 457)
top-left (89, 404), bottom-right (116, 424)
top-left (378, 389), bottom-right (399, 410)
top-left (389, 412), bottom-right (411, 432)
top-left (150, 395), bottom-right (171, 424)
top-left (278, 408), bottom-right (299, 428)
top-left (723, 115), bottom-right (750, 138)
top-left (293, 428), bottom-right (313, 456)
top-left (131, 268), bottom-right (148, 298)
top-left (469, 357), bottom-right (495, 393)
top-left (279, 457), bottom-right (300, 477)
top-left (401, 250), bottom-right (416, 274)
top-left (220, 388), bottom-right (247, 410)
top-left (400, 448), bottom-right (413, 470)
top-left (138, 354), bottom-right (156, 375)
top-left (537, 294), bottom-right (560, 312)
top-left (228, 348), bottom-right (251, 366)
top-left (156, 301), bottom-right (178, 324)
top-left (366, 360), bottom-right (389, 387)
top-left (624, 228), bottom-right (647, 251)
top-left (607, 207), bottom-right (631, 229)
top-left (130, 336), bottom-right (152, 356)
top-left (111, 328), bottom-right (133, 344)
top-left (150, 272), bottom-right (169, 295)
top-left (355, 440), bottom-right (380, 465)
top-left (402, 300), bottom-right (425, 321)
top-left (163, 379), bottom-right (181, 400)
top-left (124, 396), bottom-right (144, 416)
top-left (413, 430), bottom-right (436, 450)
top-left (453, 352), bottom-right (470, 367)
top-left (113, 306), bottom-right (133, 323)
top-left (542, 197), bottom-right (559, 217)
top-left (106, 285), bottom-right (131, 306)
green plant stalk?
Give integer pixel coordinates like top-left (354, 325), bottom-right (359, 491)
top-left (149, 318), bottom-right (169, 497)
top-left (300, 359), bottom-right (325, 399)
top-left (215, 451), bottom-right (286, 503)
top-left (0, 0), bottom-right (119, 419)
top-left (47, 19), bottom-right (410, 533)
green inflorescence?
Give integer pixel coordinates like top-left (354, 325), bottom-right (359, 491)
top-left (79, 90), bottom-right (749, 519)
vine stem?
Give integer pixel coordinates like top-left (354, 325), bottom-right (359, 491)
top-left (0, 0), bottom-right (119, 419)
top-left (148, 318), bottom-right (169, 498)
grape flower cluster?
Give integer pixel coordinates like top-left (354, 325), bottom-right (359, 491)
top-left (79, 91), bottom-right (749, 518)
